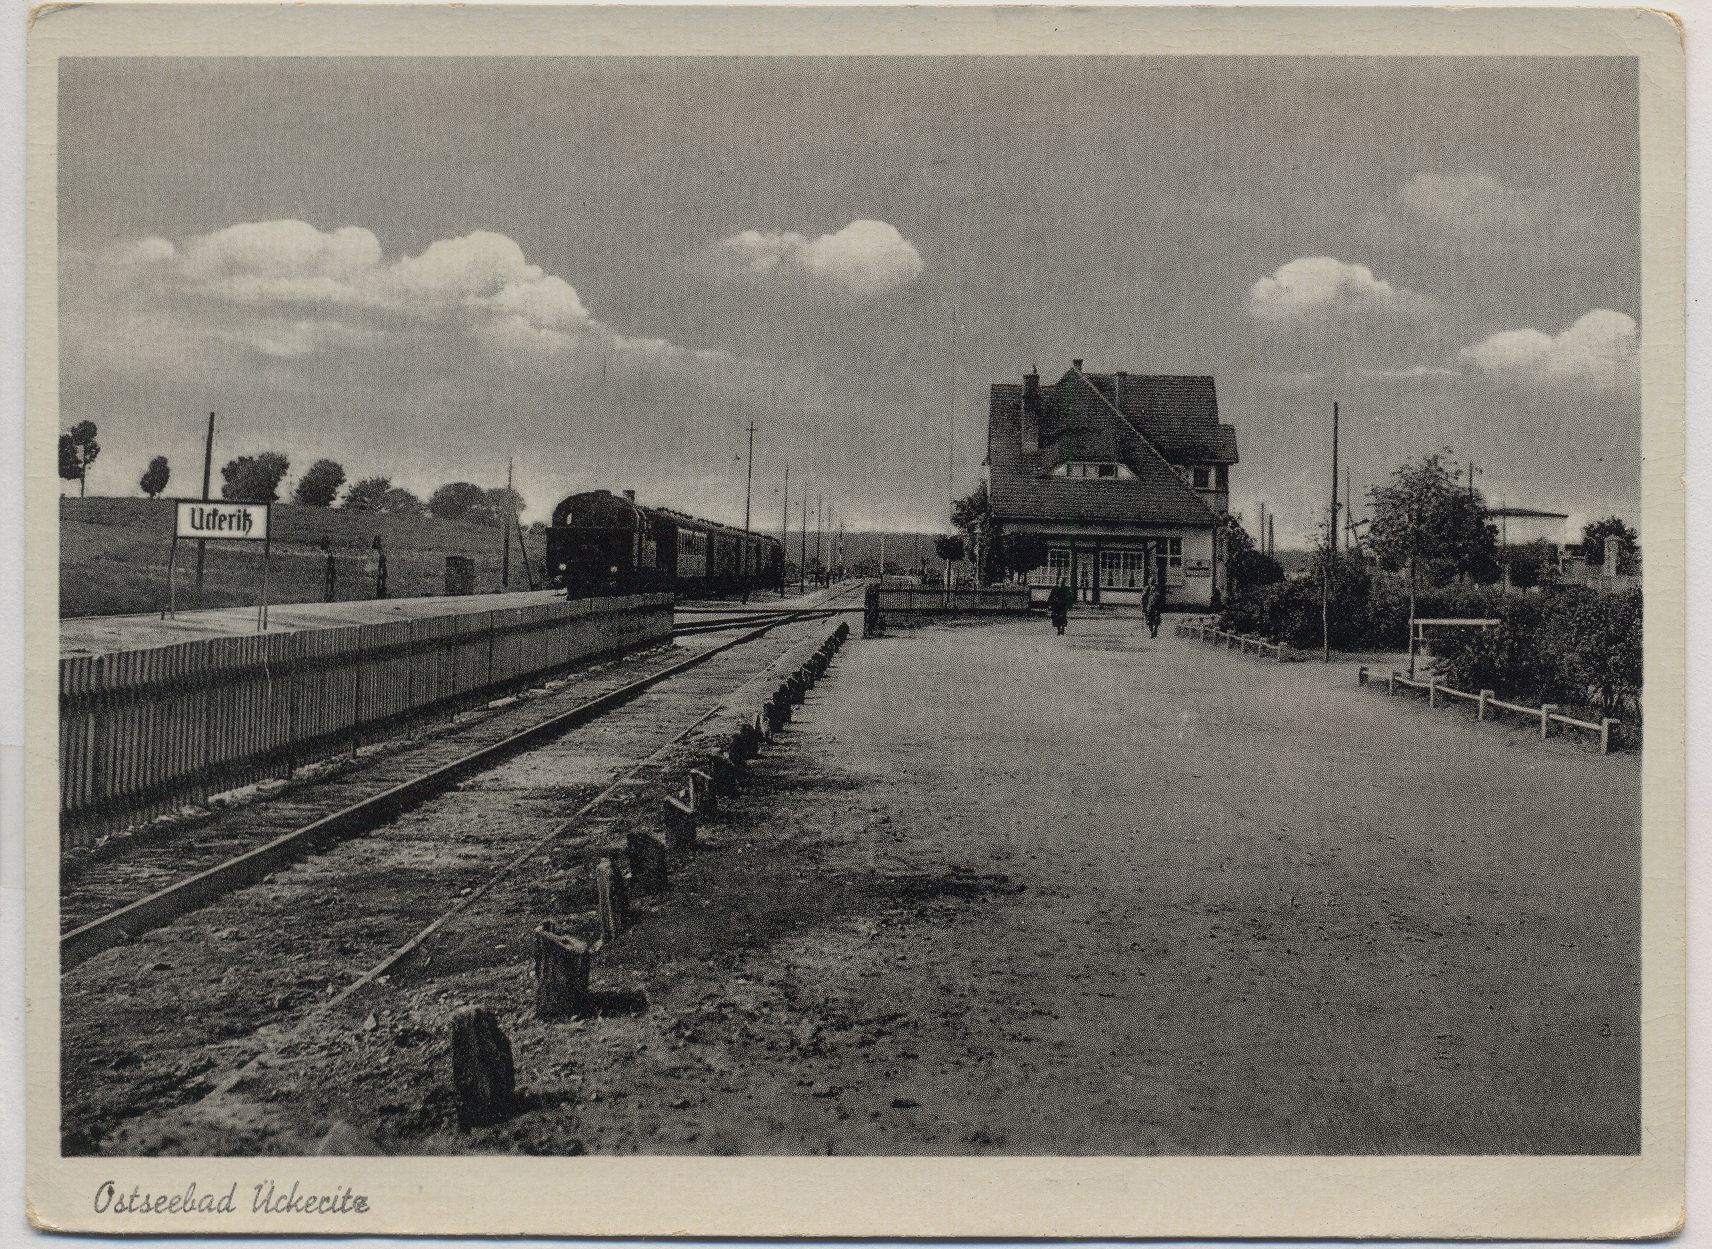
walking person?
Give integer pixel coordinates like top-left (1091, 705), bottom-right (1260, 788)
top-left (1047, 579), bottom-right (1072, 636)
top-left (1142, 577), bottom-right (1163, 639)
top-left (319, 534), bottom-right (337, 602)
top-left (368, 535), bottom-right (388, 600)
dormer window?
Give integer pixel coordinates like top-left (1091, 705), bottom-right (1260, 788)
top-left (1192, 466), bottom-right (1211, 489)
top-left (1055, 461), bottom-right (1134, 480)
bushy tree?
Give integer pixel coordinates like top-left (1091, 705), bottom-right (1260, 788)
top-left (483, 487), bottom-right (525, 527)
top-left (138, 455), bottom-right (170, 499)
top-left (934, 534), bottom-right (965, 564)
top-left (428, 481), bottom-right (490, 522)
top-left (1580, 516), bottom-right (1639, 574)
top-left (1218, 512), bottom-right (1284, 598)
top-left (343, 476), bottom-right (392, 512)
top-left (58, 421), bottom-right (101, 496)
top-left (293, 459), bottom-right (347, 507)
top-left (220, 452), bottom-right (290, 502)
top-left (378, 487), bottom-right (424, 517)
top-left (1367, 452), bottom-right (1497, 615)
top-left (1000, 530), bottom-right (1049, 579)
top-left (1503, 539), bottom-right (1560, 590)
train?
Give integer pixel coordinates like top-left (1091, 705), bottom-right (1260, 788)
top-left (546, 489), bottom-right (786, 599)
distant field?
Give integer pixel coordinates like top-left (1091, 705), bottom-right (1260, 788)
top-left (59, 496), bottom-right (549, 618)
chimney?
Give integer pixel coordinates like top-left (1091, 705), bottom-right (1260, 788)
top-left (1115, 369), bottom-right (1127, 407)
top-left (1020, 368), bottom-right (1041, 452)
top-left (622, 489), bottom-right (637, 503)
top-left (1072, 358), bottom-right (1084, 372)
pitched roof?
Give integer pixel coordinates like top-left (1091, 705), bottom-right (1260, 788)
top-left (1065, 371), bottom-right (1238, 465)
top-left (987, 371), bottom-right (1221, 528)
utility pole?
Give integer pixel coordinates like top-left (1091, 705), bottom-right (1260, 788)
top-left (742, 420), bottom-right (756, 534)
top-left (501, 457), bottom-right (513, 589)
top-left (1330, 402), bottom-right (1340, 554)
top-left (779, 464), bottom-right (789, 595)
top-left (1267, 513), bottom-right (1275, 557)
top-left (815, 494), bottom-right (823, 577)
top-left (195, 411), bottom-right (215, 606)
top-left (1345, 467), bottom-right (1354, 549)
top-left (799, 487), bottom-right (808, 593)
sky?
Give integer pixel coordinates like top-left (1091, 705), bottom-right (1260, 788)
top-left (57, 56), bottom-right (1642, 542)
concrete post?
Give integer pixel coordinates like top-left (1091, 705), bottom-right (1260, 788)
top-left (1428, 679), bottom-right (1438, 708)
top-left (1601, 718), bottom-right (1618, 754)
top-left (626, 829), bottom-right (669, 894)
top-left (449, 1006), bottom-right (514, 1129)
top-left (707, 752), bottom-right (737, 797)
top-left (662, 792), bottom-right (696, 852)
top-left (1541, 704), bottom-right (1558, 738)
top-left (1387, 671), bottom-right (1396, 695)
top-left (533, 922), bottom-right (593, 1020)
top-left (594, 858), bottom-right (627, 942)
top-left (1358, 666), bottom-right (1368, 686)
top-left (689, 768), bottom-right (718, 816)
top-left (1479, 689), bottom-right (1493, 720)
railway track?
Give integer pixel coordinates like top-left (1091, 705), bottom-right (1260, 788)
top-left (60, 591), bottom-right (858, 963)
top-left (61, 599), bottom-right (857, 1154)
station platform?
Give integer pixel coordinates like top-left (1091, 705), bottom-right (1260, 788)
top-left (61, 590), bottom-right (571, 658)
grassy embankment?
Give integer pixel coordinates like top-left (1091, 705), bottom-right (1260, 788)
top-left (60, 496), bottom-right (548, 618)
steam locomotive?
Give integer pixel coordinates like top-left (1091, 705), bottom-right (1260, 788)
top-left (546, 489), bottom-right (786, 599)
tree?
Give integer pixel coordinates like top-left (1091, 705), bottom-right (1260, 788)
top-left (933, 534), bottom-right (965, 564)
top-left (343, 476), bottom-right (393, 512)
top-left (292, 459), bottom-right (347, 507)
top-left (1504, 539), bottom-right (1561, 590)
top-left (1580, 516), bottom-right (1639, 574)
top-left (1218, 512), bottom-right (1284, 599)
top-left (378, 487), bottom-right (424, 518)
top-left (138, 455), bottom-right (171, 499)
top-left (220, 452), bottom-right (290, 502)
top-left (428, 481), bottom-right (490, 522)
top-left (58, 421), bottom-right (100, 497)
top-left (1000, 531), bottom-right (1049, 579)
top-left (1367, 452), bottom-right (1498, 618)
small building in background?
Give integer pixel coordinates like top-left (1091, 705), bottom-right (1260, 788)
top-left (1490, 506), bottom-right (1573, 555)
top-left (985, 361), bottom-right (1237, 607)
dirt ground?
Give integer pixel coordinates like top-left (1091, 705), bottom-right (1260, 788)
top-left (74, 611), bottom-right (1639, 1156)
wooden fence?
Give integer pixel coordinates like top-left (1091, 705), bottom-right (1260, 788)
top-left (1175, 618), bottom-right (1292, 662)
top-left (1365, 667), bottom-right (1622, 754)
top-left (59, 594), bottom-right (672, 848)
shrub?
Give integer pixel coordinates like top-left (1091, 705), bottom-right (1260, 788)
top-left (293, 459), bottom-right (347, 507)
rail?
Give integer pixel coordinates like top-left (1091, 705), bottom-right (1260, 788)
top-left (59, 594), bottom-right (673, 849)
top-left (1362, 667), bottom-right (1622, 754)
top-left (1175, 618), bottom-right (1292, 662)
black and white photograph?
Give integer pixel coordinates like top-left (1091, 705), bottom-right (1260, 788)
top-left (21, 4), bottom-right (1686, 1239)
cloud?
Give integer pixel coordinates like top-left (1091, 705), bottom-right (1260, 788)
top-left (1246, 257), bottom-right (1430, 323)
top-left (1358, 172), bottom-right (1599, 260)
top-left (71, 219), bottom-right (734, 375)
top-left (1459, 309), bottom-right (1639, 392)
top-left (707, 219), bottom-right (924, 297)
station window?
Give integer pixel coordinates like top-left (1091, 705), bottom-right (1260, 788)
top-left (1046, 548), bottom-right (1070, 582)
top-left (1055, 461), bottom-right (1133, 480)
top-left (1192, 466), bottom-right (1211, 489)
top-left (1215, 464), bottom-right (1229, 489)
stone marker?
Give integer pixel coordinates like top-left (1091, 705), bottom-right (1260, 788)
top-left (662, 792), bottom-right (697, 852)
top-left (449, 1005), bottom-right (514, 1129)
top-left (595, 857), bottom-right (628, 942)
top-left (689, 768), bottom-right (718, 816)
top-left (627, 829), bottom-right (669, 894)
top-left (534, 922), bottom-right (593, 1020)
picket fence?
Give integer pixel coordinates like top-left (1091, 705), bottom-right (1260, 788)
top-left (59, 594), bottom-right (672, 849)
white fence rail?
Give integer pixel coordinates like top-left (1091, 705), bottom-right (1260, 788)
top-left (1361, 667), bottom-right (1622, 754)
top-left (1175, 619), bottom-right (1293, 662)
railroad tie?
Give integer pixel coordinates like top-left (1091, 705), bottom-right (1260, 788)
top-left (662, 791), bottom-right (697, 852)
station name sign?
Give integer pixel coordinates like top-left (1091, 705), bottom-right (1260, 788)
top-left (175, 501), bottom-right (270, 542)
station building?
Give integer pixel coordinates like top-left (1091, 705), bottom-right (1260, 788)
top-left (985, 361), bottom-right (1238, 607)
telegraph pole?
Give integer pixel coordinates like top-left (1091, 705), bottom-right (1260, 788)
top-left (1323, 402), bottom-right (1339, 662)
top-left (1330, 402), bottom-right (1340, 554)
top-left (501, 457), bottom-right (514, 588)
top-left (814, 494), bottom-right (823, 578)
top-left (194, 411), bottom-right (215, 606)
top-left (742, 420), bottom-right (756, 534)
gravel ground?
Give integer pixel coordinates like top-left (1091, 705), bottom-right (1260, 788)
top-left (65, 611), bottom-right (1638, 1156)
